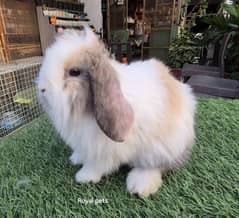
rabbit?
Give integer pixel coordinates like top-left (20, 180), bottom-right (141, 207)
top-left (37, 26), bottom-right (196, 197)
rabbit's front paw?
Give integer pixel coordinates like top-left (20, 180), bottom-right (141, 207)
top-left (126, 168), bottom-right (162, 197)
top-left (75, 166), bottom-right (102, 184)
top-left (69, 152), bottom-right (82, 166)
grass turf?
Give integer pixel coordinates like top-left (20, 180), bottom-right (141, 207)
top-left (0, 98), bottom-right (239, 217)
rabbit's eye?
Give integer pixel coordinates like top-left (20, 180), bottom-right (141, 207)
top-left (69, 68), bottom-right (82, 77)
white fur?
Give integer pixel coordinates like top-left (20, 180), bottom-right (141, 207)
top-left (127, 168), bottom-right (163, 197)
top-left (37, 28), bottom-right (196, 197)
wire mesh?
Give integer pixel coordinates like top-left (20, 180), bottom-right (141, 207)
top-left (0, 57), bottom-right (43, 138)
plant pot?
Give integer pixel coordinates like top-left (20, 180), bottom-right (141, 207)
top-left (171, 68), bottom-right (182, 79)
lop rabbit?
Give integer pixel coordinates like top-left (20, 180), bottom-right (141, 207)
top-left (37, 27), bottom-right (196, 197)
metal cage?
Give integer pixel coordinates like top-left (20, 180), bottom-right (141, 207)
top-left (0, 57), bottom-right (43, 137)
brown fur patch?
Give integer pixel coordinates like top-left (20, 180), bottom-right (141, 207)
top-left (155, 62), bottom-right (185, 138)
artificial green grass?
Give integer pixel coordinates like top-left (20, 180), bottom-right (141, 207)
top-left (0, 98), bottom-right (239, 217)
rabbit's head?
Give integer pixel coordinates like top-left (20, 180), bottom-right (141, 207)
top-left (37, 27), bottom-right (134, 142)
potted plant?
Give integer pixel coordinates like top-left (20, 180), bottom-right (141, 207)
top-left (167, 0), bottom-right (208, 79)
top-left (167, 30), bottom-right (202, 79)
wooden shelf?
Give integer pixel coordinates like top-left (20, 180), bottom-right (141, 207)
top-left (35, 0), bottom-right (84, 13)
top-left (143, 46), bottom-right (169, 49)
top-left (151, 27), bottom-right (171, 31)
top-left (145, 10), bottom-right (176, 14)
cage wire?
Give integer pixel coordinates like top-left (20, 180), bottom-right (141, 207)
top-left (0, 57), bottom-right (43, 138)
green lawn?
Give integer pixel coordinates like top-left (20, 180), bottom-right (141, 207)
top-left (0, 98), bottom-right (239, 217)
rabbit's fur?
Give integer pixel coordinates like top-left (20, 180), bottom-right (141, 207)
top-left (37, 27), bottom-right (196, 197)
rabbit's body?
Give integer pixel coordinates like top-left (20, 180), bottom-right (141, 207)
top-left (38, 28), bottom-right (196, 197)
top-left (67, 59), bottom-right (195, 168)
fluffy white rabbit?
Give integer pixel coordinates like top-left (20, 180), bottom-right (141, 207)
top-left (37, 27), bottom-right (196, 197)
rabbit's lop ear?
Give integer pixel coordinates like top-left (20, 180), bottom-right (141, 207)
top-left (89, 56), bottom-right (134, 142)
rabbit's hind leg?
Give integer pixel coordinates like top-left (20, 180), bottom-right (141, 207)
top-left (126, 167), bottom-right (163, 197)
